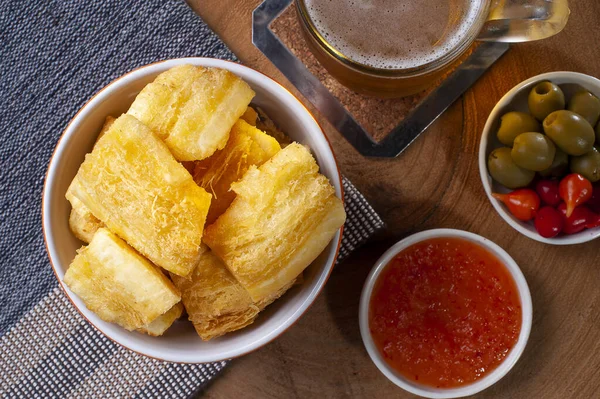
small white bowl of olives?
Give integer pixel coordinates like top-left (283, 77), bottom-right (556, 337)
top-left (479, 71), bottom-right (600, 245)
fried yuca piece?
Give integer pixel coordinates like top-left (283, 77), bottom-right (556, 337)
top-left (66, 196), bottom-right (103, 243)
top-left (69, 114), bottom-right (211, 276)
top-left (171, 245), bottom-right (293, 340)
top-left (64, 228), bottom-right (181, 331)
top-left (137, 302), bottom-right (184, 336)
top-left (171, 245), bottom-right (258, 340)
top-left (193, 119), bottom-right (281, 224)
top-left (127, 65), bottom-right (255, 161)
top-left (240, 106), bottom-right (258, 126)
top-left (203, 143), bottom-right (346, 302)
top-left (98, 115), bottom-right (116, 138)
top-left (65, 116), bottom-right (115, 243)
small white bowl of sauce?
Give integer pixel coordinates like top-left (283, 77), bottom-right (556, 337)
top-left (359, 229), bottom-right (532, 398)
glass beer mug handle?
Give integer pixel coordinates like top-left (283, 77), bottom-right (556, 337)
top-left (478, 0), bottom-right (570, 42)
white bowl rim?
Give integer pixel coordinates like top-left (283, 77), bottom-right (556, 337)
top-left (478, 71), bottom-right (600, 245)
top-left (358, 228), bottom-right (533, 399)
top-left (42, 57), bottom-right (344, 363)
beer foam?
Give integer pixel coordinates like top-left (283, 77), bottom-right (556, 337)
top-left (304, 0), bottom-right (484, 70)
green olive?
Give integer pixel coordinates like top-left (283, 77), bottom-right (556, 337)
top-left (567, 91), bottom-right (600, 126)
top-left (596, 121), bottom-right (600, 144)
top-left (496, 111), bottom-right (542, 146)
top-left (528, 81), bottom-right (566, 121)
top-left (570, 147), bottom-right (600, 182)
top-left (543, 110), bottom-right (595, 156)
top-left (511, 132), bottom-right (556, 171)
top-left (488, 147), bottom-right (535, 189)
top-left (539, 147), bottom-right (569, 177)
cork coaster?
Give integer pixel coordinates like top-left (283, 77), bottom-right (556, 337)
top-left (270, 5), bottom-right (480, 142)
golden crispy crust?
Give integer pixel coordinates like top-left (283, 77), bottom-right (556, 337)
top-left (64, 228), bottom-right (181, 331)
top-left (69, 114), bottom-right (211, 276)
top-left (67, 196), bottom-right (103, 243)
top-left (65, 116), bottom-right (115, 243)
top-left (171, 245), bottom-right (258, 340)
top-left (127, 65), bottom-right (255, 161)
top-left (240, 106), bottom-right (258, 126)
top-left (203, 143), bottom-right (346, 302)
top-left (171, 245), bottom-right (296, 340)
top-left (98, 115), bottom-right (115, 138)
top-left (137, 302), bottom-right (184, 336)
top-left (193, 119), bottom-right (280, 224)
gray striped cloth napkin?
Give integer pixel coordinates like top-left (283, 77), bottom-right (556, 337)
top-left (0, 0), bottom-right (384, 397)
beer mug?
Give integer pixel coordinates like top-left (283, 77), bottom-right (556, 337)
top-left (296, 0), bottom-right (570, 98)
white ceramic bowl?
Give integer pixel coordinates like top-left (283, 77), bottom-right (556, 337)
top-left (359, 229), bottom-right (532, 399)
top-left (42, 58), bottom-right (344, 363)
top-left (479, 71), bottom-right (600, 245)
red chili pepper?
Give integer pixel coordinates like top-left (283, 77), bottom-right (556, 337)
top-left (559, 174), bottom-right (593, 218)
top-left (492, 189), bottom-right (540, 221)
top-left (536, 180), bottom-right (561, 206)
top-left (586, 212), bottom-right (600, 229)
top-left (587, 182), bottom-right (600, 213)
top-left (557, 203), bottom-right (595, 234)
top-left (534, 206), bottom-right (564, 238)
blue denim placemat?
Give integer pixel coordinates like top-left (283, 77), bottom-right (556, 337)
top-left (0, 0), bottom-right (384, 397)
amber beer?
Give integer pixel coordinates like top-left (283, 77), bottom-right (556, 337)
top-left (296, 0), bottom-right (570, 98)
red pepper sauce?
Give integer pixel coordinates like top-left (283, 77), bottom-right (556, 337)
top-left (369, 237), bottom-right (522, 388)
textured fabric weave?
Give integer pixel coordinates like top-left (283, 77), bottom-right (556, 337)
top-left (0, 0), bottom-right (385, 397)
top-left (0, 177), bottom-right (382, 398)
top-left (0, 0), bottom-right (234, 335)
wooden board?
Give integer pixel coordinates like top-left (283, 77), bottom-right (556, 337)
top-left (187, 0), bottom-right (600, 397)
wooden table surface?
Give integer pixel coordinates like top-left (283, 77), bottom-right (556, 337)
top-left (188, 1), bottom-right (600, 397)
